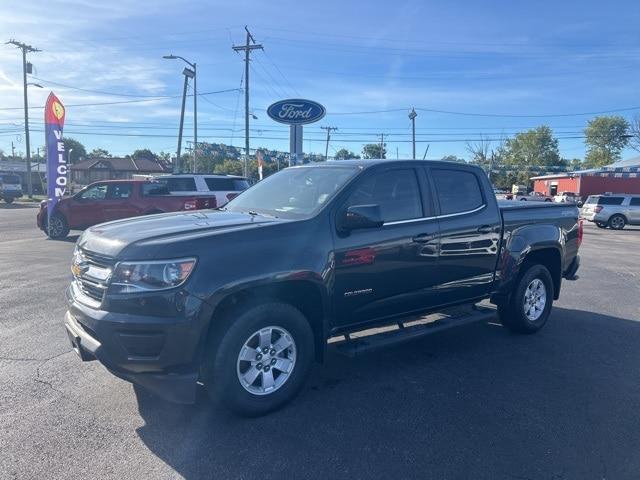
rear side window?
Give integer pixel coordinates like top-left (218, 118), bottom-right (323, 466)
top-left (142, 183), bottom-right (170, 196)
top-left (597, 197), bottom-right (624, 205)
top-left (204, 177), bottom-right (249, 191)
top-left (160, 177), bottom-right (196, 192)
top-left (630, 198), bottom-right (640, 206)
top-left (431, 169), bottom-right (484, 215)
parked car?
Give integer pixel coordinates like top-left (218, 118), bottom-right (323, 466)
top-left (580, 194), bottom-right (640, 229)
top-left (155, 174), bottom-right (250, 208)
top-left (554, 191), bottom-right (582, 206)
top-left (64, 160), bottom-right (581, 416)
top-left (513, 191), bottom-right (553, 202)
top-left (493, 188), bottom-right (510, 200)
top-left (37, 179), bottom-right (217, 239)
top-left (0, 173), bottom-right (23, 204)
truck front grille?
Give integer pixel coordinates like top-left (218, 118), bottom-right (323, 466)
top-left (74, 249), bottom-right (115, 303)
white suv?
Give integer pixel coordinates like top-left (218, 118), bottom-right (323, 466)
top-left (156, 174), bottom-right (250, 208)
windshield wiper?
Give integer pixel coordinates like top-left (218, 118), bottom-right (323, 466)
top-left (246, 210), bottom-right (278, 219)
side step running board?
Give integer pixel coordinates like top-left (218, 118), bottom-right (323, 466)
top-left (330, 304), bottom-right (496, 357)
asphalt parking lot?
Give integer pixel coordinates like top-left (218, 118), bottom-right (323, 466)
top-left (1, 204), bottom-right (640, 480)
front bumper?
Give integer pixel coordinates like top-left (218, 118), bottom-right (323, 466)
top-left (64, 286), bottom-right (213, 404)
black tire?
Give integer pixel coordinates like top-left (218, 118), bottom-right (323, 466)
top-left (202, 302), bottom-right (315, 416)
top-left (608, 214), bottom-right (626, 230)
top-left (544, 198), bottom-right (552, 202)
top-left (45, 213), bottom-right (70, 239)
top-left (595, 222), bottom-right (607, 229)
top-left (520, 198), bottom-right (527, 201)
top-left (4, 197), bottom-right (14, 204)
top-left (498, 264), bottom-right (554, 334)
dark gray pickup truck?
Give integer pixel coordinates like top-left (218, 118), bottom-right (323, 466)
top-left (64, 160), bottom-right (581, 415)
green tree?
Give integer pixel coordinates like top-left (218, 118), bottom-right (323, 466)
top-left (362, 143), bottom-right (386, 159)
top-left (131, 148), bottom-right (157, 161)
top-left (62, 138), bottom-right (87, 164)
top-left (584, 115), bottom-right (630, 168)
top-left (501, 126), bottom-right (564, 186)
top-left (440, 155), bottom-right (466, 163)
top-left (87, 148), bottom-right (111, 158)
top-left (334, 148), bottom-right (360, 160)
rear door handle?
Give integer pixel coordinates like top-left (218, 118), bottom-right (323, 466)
top-left (413, 233), bottom-right (437, 243)
top-left (477, 225), bottom-right (495, 234)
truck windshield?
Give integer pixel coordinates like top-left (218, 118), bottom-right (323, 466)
top-left (224, 166), bottom-right (358, 219)
top-left (0, 174), bottom-right (20, 184)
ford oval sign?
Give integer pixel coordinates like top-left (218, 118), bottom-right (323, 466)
top-left (267, 99), bottom-right (326, 125)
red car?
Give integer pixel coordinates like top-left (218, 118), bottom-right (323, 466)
top-left (37, 179), bottom-right (217, 239)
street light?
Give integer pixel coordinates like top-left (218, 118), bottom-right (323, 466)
top-left (164, 54), bottom-right (197, 173)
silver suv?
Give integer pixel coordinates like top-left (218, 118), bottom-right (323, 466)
top-left (581, 194), bottom-right (640, 230)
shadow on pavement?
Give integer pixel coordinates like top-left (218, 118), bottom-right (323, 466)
top-left (0, 202), bottom-right (40, 209)
top-left (133, 307), bottom-right (640, 479)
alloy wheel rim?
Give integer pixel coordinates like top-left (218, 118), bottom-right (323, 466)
top-left (611, 217), bottom-right (623, 229)
top-left (523, 278), bottom-right (546, 321)
top-left (236, 326), bottom-right (297, 396)
top-left (49, 217), bottom-right (63, 236)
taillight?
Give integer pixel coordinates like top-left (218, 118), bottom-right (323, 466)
top-left (578, 219), bottom-right (583, 247)
top-left (183, 200), bottom-right (196, 210)
top-left (594, 206), bottom-right (603, 213)
top-left (195, 197), bottom-right (217, 209)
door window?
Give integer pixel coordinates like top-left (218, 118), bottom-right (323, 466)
top-left (431, 169), bottom-right (484, 215)
top-left (79, 184), bottom-right (107, 200)
top-left (343, 169), bottom-right (423, 222)
top-left (629, 197), bottom-right (640, 206)
top-left (107, 183), bottom-right (132, 199)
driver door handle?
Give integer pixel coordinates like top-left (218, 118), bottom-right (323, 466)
top-left (477, 225), bottom-right (495, 234)
top-left (413, 233), bottom-right (437, 243)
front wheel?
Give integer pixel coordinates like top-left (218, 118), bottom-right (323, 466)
top-left (498, 264), bottom-right (554, 334)
top-left (45, 213), bottom-right (70, 239)
top-left (202, 302), bottom-right (314, 416)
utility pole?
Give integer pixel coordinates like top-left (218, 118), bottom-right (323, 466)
top-left (7, 39), bottom-right (41, 198)
top-left (233, 26), bottom-right (263, 178)
top-left (408, 108), bottom-right (417, 159)
top-left (11, 141), bottom-right (15, 158)
top-left (321, 126), bottom-right (337, 160)
top-left (192, 62), bottom-right (197, 173)
top-left (177, 74), bottom-right (189, 172)
top-left (379, 133), bottom-right (385, 159)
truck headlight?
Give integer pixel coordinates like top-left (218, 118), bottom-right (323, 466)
top-left (109, 258), bottom-right (196, 294)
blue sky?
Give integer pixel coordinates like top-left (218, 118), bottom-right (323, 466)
top-left (1, 0), bottom-right (639, 161)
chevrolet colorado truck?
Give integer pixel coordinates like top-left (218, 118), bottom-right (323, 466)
top-left (37, 179), bottom-right (216, 239)
top-left (64, 160), bottom-right (581, 416)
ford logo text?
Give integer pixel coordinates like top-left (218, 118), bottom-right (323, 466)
top-left (267, 99), bottom-right (326, 125)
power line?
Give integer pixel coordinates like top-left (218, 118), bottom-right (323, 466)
top-left (0, 88), bottom-right (242, 111)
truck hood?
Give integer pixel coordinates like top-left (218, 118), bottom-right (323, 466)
top-left (77, 210), bottom-right (283, 257)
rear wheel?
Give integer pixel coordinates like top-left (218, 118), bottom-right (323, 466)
top-left (608, 214), bottom-right (626, 230)
top-left (4, 197), bottom-right (14, 204)
top-left (544, 198), bottom-right (552, 202)
top-left (498, 264), bottom-right (554, 334)
top-left (520, 198), bottom-right (527, 201)
top-left (202, 302), bottom-right (314, 416)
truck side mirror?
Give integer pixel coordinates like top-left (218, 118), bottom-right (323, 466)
top-left (338, 204), bottom-right (384, 231)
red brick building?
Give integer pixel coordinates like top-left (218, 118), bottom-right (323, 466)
top-left (531, 156), bottom-right (640, 200)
